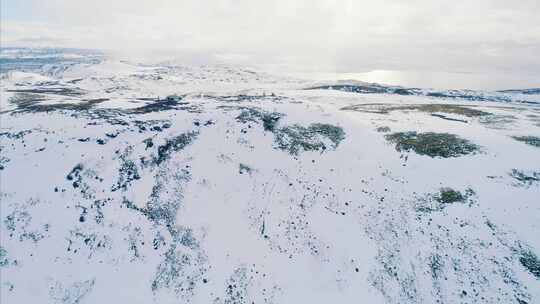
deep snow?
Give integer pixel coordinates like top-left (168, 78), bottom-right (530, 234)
top-left (1, 48), bottom-right (539, 304)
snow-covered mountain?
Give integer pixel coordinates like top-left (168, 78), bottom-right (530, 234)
top-left (1, 48), bottom-right (539, 304)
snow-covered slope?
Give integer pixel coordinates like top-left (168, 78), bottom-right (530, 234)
top-left (1, 48), bottom-right (539, 304)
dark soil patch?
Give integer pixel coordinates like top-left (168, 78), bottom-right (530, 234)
top-left (430, 114), bottom-right (468, 123)
top-left (6, 87), bottom-right (86, 97)
top-left (436, 188), bottom-right (466, 204)
top-left (413, 104), bottom-right (489, 117)
top-left (519, 250), bottom-right (540, 279)
top-left (239, 163), bottom-right (252, 175)
top-left (416, 188), bottom-right (475, 213)
top-left (0, 130), bottom-right (32, 140)
top-left (66, 164), bottom-right (84, 188)
top-left (512, 136), bottom-right (540, 148)
top-left (509, 169), bottom-right (540, 187)
top-left (112, 159), bottom-right (141, 192)
top-left (236, 108), bottom-right (285, 132)
top-left (133, 120), bottom-right (172, 133)
top-left (8, 95), bottom-right (106, 113)
top-left (274, 123), bottom-right (345, 155)
top-left (479, 114), bottom-right (517, 129)
top-left (210, 94), bottom-right (285, 103)
top-left (341, 103), bottom-right (490, 117)
top-left (153, 132), bottom-right (198, 166)
top-left (385, 132), bottom-right (480, 158)
top-left (127, 97), bottom-right (197, 114)
top-left (6, 93), bottom-right (198, 121)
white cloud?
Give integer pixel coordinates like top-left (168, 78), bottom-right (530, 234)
top-left (2, 0), bottom-right (540, 75)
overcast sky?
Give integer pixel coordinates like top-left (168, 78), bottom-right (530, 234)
top-left (2, 0), bottom-right (540, 81)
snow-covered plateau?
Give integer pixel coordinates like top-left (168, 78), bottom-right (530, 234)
top-left (1, 48), bottom-right (539, 304)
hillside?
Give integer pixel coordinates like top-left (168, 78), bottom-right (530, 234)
top-left (1, 48), bottom-right (539, 304)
